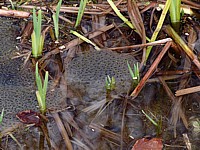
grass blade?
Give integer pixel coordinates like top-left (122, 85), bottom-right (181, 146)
top-left (70, 30), bottom-right (100, 50)
top-left (35, 62), bottom-right (43, 97)
top-left (146, 0), bottom-right (171, 61)
top-left (0, 108), bottom-right (4, 124)
top-left (75, 0), bottom-right (87, 28)
top-left (142, 110), bottom-right (158, 127)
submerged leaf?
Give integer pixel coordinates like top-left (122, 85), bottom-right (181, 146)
top-left (132, 138), bottom-right (163, 150)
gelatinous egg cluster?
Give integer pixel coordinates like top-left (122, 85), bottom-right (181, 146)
top-left (65, 49), bottom-right (138, 100)
top-left (0, 18), bottom-right (63, 130)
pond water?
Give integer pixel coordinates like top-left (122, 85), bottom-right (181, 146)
top-left (0, 16), bottom-right (200, 150)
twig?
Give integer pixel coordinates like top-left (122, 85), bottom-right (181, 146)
top-left (0, 9), bottom-right (30, 18)
top-left (52, 112), bottom-right (73, 150)
top-left (107, 38), bottom-right (172, 50)
top-left (175, 86), bottom-right (200, 96)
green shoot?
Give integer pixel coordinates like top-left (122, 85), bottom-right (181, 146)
top-left (127, 61), bottom-right (140, 86)
top-left (0, 108), bottom-right (4, 124)
top-left (142, 110), bottom-right (158, 126)
top-left (169, 0), bottom-right (181, 31)
top-left (142, 110), bottom-right (162, 135)
top-left (35, 62), bottom-right (48, 114)
top-left (105, 75), bottom-right (116, 91)
top-left (31, 8), bottom-right (44, 58)
top-left (70, 30), bottom-right (100, 50)
top-left (53, 0), bottom-right (62, 41)
top-left (75, 0), bottom-right (87, 28)
top-left (145, 0), bottom-right (171, 61)
top-left (8, 0), bottom-right (15, 10)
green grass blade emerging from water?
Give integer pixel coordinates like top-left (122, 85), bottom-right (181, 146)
top-left (35, 62), bottom-right (48, 114)
top-left (0, 108), bottom-right (4, 124)
top-left (169, 0), bottom-right (181, 31)
top-left (31, 9), bottom-right (44, 58)
top-left (145, 0), bottom-right (171, 61)
top-left (53, 0), bottom-right (62, 40)
top-left (75, 0), bottom-right (87, 28)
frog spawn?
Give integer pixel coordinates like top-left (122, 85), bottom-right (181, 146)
top-left (65, 49), bottom-right (138, 101)
top-left (0, 18), bottom-right (63, 131)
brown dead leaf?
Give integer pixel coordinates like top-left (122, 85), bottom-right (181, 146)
top-left (132, 138), bottom-right (163, 150)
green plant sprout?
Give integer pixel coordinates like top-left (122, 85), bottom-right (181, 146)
top-left (8, 0), bottom-right (15, 10)
top-left (35, 62), bottom-right (48, 114)
top-left (0, 108), bottom-right (4, 124)
top-left (31, 8), bottom-right (44, 58)
top-left (53, 0), bottom-right (62, 41)
top-left (127, 61), bottom-right (140, 86)
top-left (142, 110), bottom-right (162, 135)
top-left (105, 75), bottom-right (116, 91)
top-left (75, 0), bottom-right (87, 28)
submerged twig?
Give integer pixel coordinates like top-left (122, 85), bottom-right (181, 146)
top-left (52, 112), bottom-right (73, 150)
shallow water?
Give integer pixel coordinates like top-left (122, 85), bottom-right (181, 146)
top-left (65, 48), bottom-right (138, 101)
top-left (1, 16), bottom-right (199, 150)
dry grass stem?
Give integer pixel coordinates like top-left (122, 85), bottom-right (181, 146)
top-left (108, 38), bottom-right (172, 51)
top-left (175, 86), bottom-right (200, 96)
top-left (89, 123), bottom-right (127, 146)
top-left (52, 112), bottom-right (73, 150)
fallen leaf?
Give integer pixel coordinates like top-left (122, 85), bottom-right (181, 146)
top-left (132, 138), bottom-right (163, 150)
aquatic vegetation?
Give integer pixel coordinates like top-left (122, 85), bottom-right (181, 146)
top-left (145, 0), bottom-right (171, 61)
top-left (65, 49), bottom-right (137, 100)
top-left (169, 0), bottom-right (181, 31)
top-left (8, 0), bottom-right (15, 9)
top-left (105, 75), bottom-right (116, 91)
top-left (35, 62), bottom-right (48, 114)
top-left (0, 108), bottom-right (4, 124)
top-left (53, 0), bottom-right (62, 41)
top-left (75, 0), bottom-right (87, 28)
top-left (31, 8), bottom-right (44, 58)
top-left (127, 61), bottom-right (140, 87)
top-left (142, 110), bottom-right (162, 135)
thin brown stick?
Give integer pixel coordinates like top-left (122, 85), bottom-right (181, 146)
top-left (52, 112), bottom-right (73, 150)
top-left (130, 41), bottom-right (172, 97)
top-left (175, 86), bottom-right (200, 96)
top-left (107, 38), bottom-right (172, 50)
top-left (0, 9), bottom-right (30, 18)
top-left (89, 123), bottom-right (127, 145)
